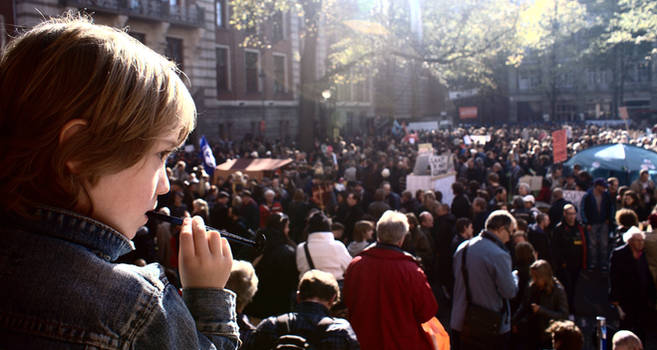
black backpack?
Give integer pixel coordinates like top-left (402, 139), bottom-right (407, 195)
top-left (271, 314), bottom-right (333, 350)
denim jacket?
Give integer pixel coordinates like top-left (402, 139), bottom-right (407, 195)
top-left (0, 206), bottom-right (239, 349)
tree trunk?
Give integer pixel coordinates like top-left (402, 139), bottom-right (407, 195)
top-left (298, 2), bottom-right (320, 152)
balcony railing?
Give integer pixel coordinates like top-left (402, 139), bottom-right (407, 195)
top-left (61, 0), bottom-right (204, 27)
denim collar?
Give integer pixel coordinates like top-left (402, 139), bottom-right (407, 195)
top-left (23, 206), bottom-right (134, 261)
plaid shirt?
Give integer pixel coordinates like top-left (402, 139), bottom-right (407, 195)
top-left (242, 301), bottom-right (360, 350)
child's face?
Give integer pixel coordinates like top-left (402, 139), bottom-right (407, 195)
top-left (333, 229), bottom-right (343, 239)
top-left (366, 229), bottom-right (374, 240)
top-left (86, 129), bottom-right (179, 239)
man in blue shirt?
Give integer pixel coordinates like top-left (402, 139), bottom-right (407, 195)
top-left (451, 210), bottom-right (519, 350)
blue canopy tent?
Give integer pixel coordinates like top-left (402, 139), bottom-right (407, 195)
top-left (564, 143), bottom-right (657, 185)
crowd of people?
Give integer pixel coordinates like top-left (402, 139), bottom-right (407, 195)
top-left (126, 121), bottom-right (657, 349)
top-left (2, 14), bottom-right (656, 350)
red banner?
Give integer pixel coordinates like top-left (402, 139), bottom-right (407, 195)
top-left (552, 129), bottom-right (567, 163)
top-left (459, 106), bottom-right (478, 119)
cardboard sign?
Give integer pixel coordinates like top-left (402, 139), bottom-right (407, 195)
top-left (552, 129), bottom-right (567, 163)
top-left (518, 175), bottom-right (544, 192)
top-left (429, 154), bottom-right (453, 176)
top-left (459, 106), bottom-right (478, 119)
top-left (405, 173), bottom-right (456, 206)
top-left (418, 143), bottom-right (433, 154)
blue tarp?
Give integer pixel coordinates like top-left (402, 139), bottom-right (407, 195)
top-left (564, 143), bottom-right (657, 185)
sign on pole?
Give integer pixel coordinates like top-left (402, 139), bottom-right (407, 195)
top-left (552, 129), bottom-right (567, 163)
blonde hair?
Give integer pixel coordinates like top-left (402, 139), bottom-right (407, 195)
top-left (0, 14), bottom-right (196, 216)
top-left (225, 260), bottom-right (259, 311)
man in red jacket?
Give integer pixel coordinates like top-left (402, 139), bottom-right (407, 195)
top-left (344, 210), bottom-right (438, 350)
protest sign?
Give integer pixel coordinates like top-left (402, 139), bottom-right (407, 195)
top-left (429, 154), bottom-right (454, 176)
top-left (518, 175), bottom-right (543, 192)
top-left (418, 143), bottom-right (433, 153)
top-left (552, 129), bottom-right (567, 163)
top-left (470, 135), bottom-right (491, 145)
top-left (563, 190), bottom-right (586, 220)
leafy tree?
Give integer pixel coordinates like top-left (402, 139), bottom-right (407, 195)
top-left (228, 0), bottom-right (523, 148)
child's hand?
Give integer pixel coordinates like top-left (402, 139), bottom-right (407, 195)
top-left (179, 216), bottom-right (233, 289)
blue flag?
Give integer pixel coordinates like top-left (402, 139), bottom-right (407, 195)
top-left (199, 136), bottom-right (216, 177)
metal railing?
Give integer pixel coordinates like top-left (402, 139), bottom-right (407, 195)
top-left (61, 0), bottom-right (204, 27)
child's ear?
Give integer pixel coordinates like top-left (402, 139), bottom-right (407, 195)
top-left (58, 119), bottom-right (88, 173)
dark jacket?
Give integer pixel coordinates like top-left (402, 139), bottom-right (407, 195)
top-left (244, 229), bottom-right (298, 319)
top-left (433, 213), bottom-right (457, 287)
top-left (243, 302), bottom-right (359, 350)
top-left (552, 220), bottom-right (587, 270)
top-left (528, 223), bottom-right (552, 265)
top-left (580, 189), bottom-right (613, 225)
top-left (451, 194), bottom-right (472, 219)
top-left (609, 244), bottom-right (657, 320)
top-left (548, 198), bottom-right (570, 230)
top-left (513, 280), bottom-right (569, 349)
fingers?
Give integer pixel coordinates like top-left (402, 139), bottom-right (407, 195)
top-left (221, 237), bottom-right (232, 261)
top-left (208, 230), bottom-right (221, 255)
top-left (192, 216), bottom-right (209, 257)
top-left (179, 217), bottom-right (195, 258)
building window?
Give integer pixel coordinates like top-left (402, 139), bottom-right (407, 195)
top-left (518, 69), bottom-right (541, 91)
top-left (245, 50), bottom-right (260, 93)
top-left (354, 81), bottom-right (365, 102)
top-left (216, 0), bottom-right (224, 28)
top-left (165, 37), bottom-right (184, 71)
top-left (128, 31), bottom-right (145, 44)
top-left (338, 84), bottom-right (351, 101)
top-left (216, 46), bottom-right (230, 92)
top-left (273, 54), bottom-right (286, 94)
top-left (272, 11), bottom-right (285, 42)
top-left (637, 61), bottom-right (652, 83)
top-left (556, 103), bottom-right (577, 121)
top-left (363, 78), bottom-right (370, 102)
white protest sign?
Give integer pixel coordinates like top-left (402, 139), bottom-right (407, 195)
top-left (429, 153), bottom-right (454, 176)
top-left (562, 190), bottom-right (586, 220)
top-left (518, 175), bottom-right (544, 192)
top-left (470, 135), bottom-right (491, 145)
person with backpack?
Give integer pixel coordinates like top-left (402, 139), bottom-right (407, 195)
top-left (242, 270), bottom-right (359, 349)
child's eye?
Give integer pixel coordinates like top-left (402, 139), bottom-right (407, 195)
top-left (159, 151), bottom-right (172, 161)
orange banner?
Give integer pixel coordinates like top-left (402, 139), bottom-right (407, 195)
top-left (552, 129), bottom-right (567, 163)
top-left (459, 106), bottom-right (478, 119)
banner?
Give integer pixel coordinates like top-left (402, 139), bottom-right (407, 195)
top-left (459, 106), bottom-right (478, 119)
top-left (199, 135), bottom-right (216, 177)
top-left (552, 129), bottom-right (567, 163)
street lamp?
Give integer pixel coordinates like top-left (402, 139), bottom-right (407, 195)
top-left (320, 89), bottom-right (332, 140)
